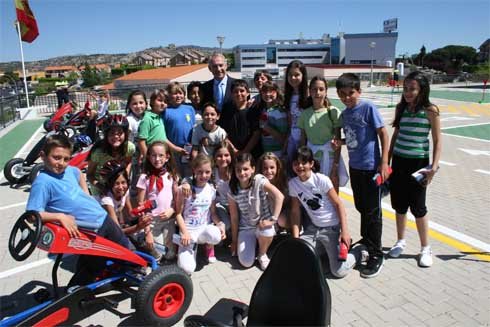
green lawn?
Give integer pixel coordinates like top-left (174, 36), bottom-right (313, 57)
top-left (442, 123), bottom-right (490, 140)
top-left (0, 119), bottom-right (43, 170)
top-left (373, 90), bottom-right (489, 103)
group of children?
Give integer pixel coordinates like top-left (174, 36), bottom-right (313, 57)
top-left (26, 59), bottom-right (441, 284)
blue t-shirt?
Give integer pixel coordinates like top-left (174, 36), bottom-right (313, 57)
top-left (26, 166), bottom-right (106, 229)
top-left (340, 100), bottom-right (384, 170)
top-left (162, 104), bottom-right (196, 147)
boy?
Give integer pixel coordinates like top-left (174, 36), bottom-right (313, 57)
top-left (336, 73), bottom-right (390, 278)
top-left (222, 79), bottom-right (261, 157)
top-left (138, 89), bottom-right (168, 160)
top-left (26, 134), bottom-right (130, 287)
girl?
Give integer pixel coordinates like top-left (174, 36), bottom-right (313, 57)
top-left (228, 153), bottom-right (284, 270)
top-left (298, 76), bottom-right (348, 192)
top-left (258, 82), bottom-right (288, 158)
top-left (99, 160), bottom-right (152, 249)
top-left (257, 152), bottom-right (289, 229)
top-left (289, 146), bottom-right (364, 278)
top-left (388, 71), bottom-right (441, 268)
top-left (284, 60), bottom-right (309, 171)
top-left (213, 141), bottom-right (234, 234)
top-left (175, 154), bottom-right (226, 274)
top-left (162, 82), bottom-right (196, 177)
top-left (137, 141), bottom-right (180, 262)
top-left (87, 114), bottom-right (135, 197)
top-left (190, 102), bottom-right (227, 159)
top-left (126, 90), bottom-right (147, 194)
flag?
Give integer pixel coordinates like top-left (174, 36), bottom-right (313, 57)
top-left (15, 0), bottom-right (39, 43)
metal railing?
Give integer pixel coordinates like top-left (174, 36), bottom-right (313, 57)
top-left (0, 94), bottom-right (27, 128)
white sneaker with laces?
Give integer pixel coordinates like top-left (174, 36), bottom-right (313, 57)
top-left (257, 254), bottom-right (270, 271)
top-left (388, 239), bottom-right (406, 258)
top-left (419, 246), bottom-right (433, 267)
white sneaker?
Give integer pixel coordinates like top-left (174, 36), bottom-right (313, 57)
top-left (257, 254), bottom-right (270, 271)
top-left (388, 240), bottom-right (406, 258)
top-left (418, 246), bottom-right (433, 267)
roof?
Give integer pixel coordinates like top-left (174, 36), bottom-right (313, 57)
top-left (306, 64), bottom-right (392, 69)
top-left (45, 65), bottom-right (77, 71)
top-left (115, 64), bottom-right (207, 81)
top-left (344, 32), bottom-right (398, 39)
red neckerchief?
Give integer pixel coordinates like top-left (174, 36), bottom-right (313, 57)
top-left (148, 167), bottom-right (166, 193)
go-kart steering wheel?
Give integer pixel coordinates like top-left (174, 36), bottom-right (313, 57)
top-left (9, 211), bottom-right (42, 261)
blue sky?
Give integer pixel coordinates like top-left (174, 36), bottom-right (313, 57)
top-left (1, 0), bottom-right (489, 63)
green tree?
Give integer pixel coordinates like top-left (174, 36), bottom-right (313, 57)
top-left (424, 45), bottom-right (478, 73)
top-left (224, 53), bottom-right (235, 69)
top-left (81, 63), bottom-right (101, 88)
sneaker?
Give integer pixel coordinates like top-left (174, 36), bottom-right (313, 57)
top-left (205, 245), bottom-right (217, 263)
top-left (257, 254), bottom-right (270, 271)
top-left (351, 243), bottom-right (370, 265)
top-left (388, 239), bottom-right (406, 258)
top-left (360, 255), bottom-right (384, 278)
top-left (418, 246), bottom-right (433, 267)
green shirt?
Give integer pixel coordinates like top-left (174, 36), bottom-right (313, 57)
top-left (393, 108), bottom-right (430, 158)
top-left (298, 106), bottom-right (341, 145)
top-left (138, 111), bottom-right (167, 145)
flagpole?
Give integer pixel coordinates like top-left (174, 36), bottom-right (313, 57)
top-left (15, 20), bottom-right (30, 107)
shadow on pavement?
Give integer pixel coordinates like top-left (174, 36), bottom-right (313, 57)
top-left (436, 252), bottom-right (490, 263)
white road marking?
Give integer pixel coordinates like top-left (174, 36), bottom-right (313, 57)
top-left (442, 122), bottom-right (490, 129)
top-left (474, 169), bottom-right (490, 175)
top-left (441, 116), bottom-right (475, 122)
top-left (439, 160), bottom-right (457, 166)
top-left (0, 258), bottom-right (52, 279)
top-left (0, 201), bottom-right (27, 211)
top-left (458, 148), bottom-right (490, 156)
top-left (442, 133), bottom-right (490, 143)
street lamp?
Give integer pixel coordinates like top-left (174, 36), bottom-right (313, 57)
top-left (216, 36), bottom-right (225, 53)
top-left (369, 41), bottom-right (376, 87)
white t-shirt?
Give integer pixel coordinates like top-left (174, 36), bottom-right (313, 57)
top-left (191, 124), bottom-right (227, 157)
top-left (127, 113), bottom-right (142, 143)
top-left (100, 190), bottom-right (129, 224)
top-left (182, 182), bottom-right (216, 229)
top-left (288, 172), bottom-right (338, 227)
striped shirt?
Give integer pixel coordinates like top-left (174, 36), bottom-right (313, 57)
top-left (393, 108), bottom-right (431, 158)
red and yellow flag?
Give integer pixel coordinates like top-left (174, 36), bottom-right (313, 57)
top-left (15, 0), bottom-right (39, 43)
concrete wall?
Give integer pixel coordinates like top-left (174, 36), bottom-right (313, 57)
top-left (344, 35), bottom-right (397, 66)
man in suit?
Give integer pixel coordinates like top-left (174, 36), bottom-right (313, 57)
top-left (201, 53), bottom-right (236, 126)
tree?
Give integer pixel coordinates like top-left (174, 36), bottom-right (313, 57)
top-left (81, 63), bottom-right (101, 88)
top-left (424, 45), bottom-right (478, 73)
top-left (416, 45), bottom-right (426, 67)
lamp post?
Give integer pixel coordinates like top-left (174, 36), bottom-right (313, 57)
top-left (369, 41), bottom-right (376, 87)
top-left (216, 36), bottom-right (225, 54)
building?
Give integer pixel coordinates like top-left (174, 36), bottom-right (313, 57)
top-left (234, 32), bottom-right (398, 76)
top-left (78, 64), bottom-right (111, 74)
top-left (169, 49), bottom-right (207, 66)
top-left (44, 65), bottom-right (77, 78)
top-left (305, 64), bottom-right (394, 85)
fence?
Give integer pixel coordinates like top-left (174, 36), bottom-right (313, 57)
top-left (0, 94), bottom-right (28, 128)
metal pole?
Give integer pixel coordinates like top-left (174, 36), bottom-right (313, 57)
top-left (369, 42), bottom-right (376, 87)
top-left (15, 21), bottom-right (30, 107)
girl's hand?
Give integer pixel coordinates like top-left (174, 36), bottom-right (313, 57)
top-left (422, 168), bottom-right (437, 187)
top-left (230, 241), bottom-right (237, 257)
top-left (216, 222), bottom-right (226, 240)
top-left (180, 183), bottom-right (192, 198)
top-left (379, 162), bottom-right (391, 182)
top-left (339, 230), bottom-right (351, 248)
top-left (201, 137), bottom-right (209, 147)
top-left (259, 219), bottom-right (275, 230)
top-left (145, 232), bottom-right (154, 249)
top-left (136, 214), bottom-right (152, 230)
top-left (246, 97), bottom-right (256, 108)
top-left (181, 231), bottom-right (192, 246)
top-left (60, 214), bottom-right (80, 238)
top-left (159, 208), bottom-right (174, 220)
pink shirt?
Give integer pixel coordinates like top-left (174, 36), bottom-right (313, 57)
top-left (137, 172), bottom-right (174, 216)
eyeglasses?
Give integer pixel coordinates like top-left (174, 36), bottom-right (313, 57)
top-left (108, 129), bottom-right (124, 136)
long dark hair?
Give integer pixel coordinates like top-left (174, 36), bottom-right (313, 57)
top-left (143, 141), bottom-right (179, 181)
top-left (284, 60), bottom-right (309, 111)
top-left (292, 146), bottom-right (320, 174)
top-left (229, 152), bottom-right (255, 195)
top-left (89, 126), bottom-right (130, 160)
top-left (392, 71), bottom-right (439, 128)
top-left (306, 75), bottom-right (332, 108)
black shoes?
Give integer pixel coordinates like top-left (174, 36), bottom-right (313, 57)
top-left (360, 255), bottom-right (384, 278)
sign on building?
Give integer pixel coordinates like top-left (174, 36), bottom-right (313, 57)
top-left (383, 18), bottom-right (398, 33)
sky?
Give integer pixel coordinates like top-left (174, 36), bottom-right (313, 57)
top-left (1, 0), bottom-right (489, 63)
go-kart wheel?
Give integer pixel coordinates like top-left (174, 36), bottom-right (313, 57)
top-left (9, 211), bottom-right (42, 261)
top-left (135, 265), bottom-right (193, 326)
top-left (29, 163), bottom-right (45, 184)
top-left (43, 119), bottom-right (52, 132)
top-left (64, 126), bottom-right (76, 138)
top-left (4, 158), bottom-right (28, 184)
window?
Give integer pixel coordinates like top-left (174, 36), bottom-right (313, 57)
top-left (242, 56), bottom-right (264, 60)
top-left (242, 49), bottom-right (265, 53)
top-left (278, 56), bottom-right (323, 60)
top-left (267, 47), bottom-right (277, 64)
top-left (242, 64), bottom-right (266, 68)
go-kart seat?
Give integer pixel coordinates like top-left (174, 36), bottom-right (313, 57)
top-left (184, 237), bottom-right (332, 326)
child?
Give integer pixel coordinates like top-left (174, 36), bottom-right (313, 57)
top-left (85, 91), bottom-right (110, 141)
top-left (175, 154), bottom-right (226, 274)
top-left (138, 89), bottom-right (169, 160)
top-left (212, 141), bottom-right (234, 234)
top-left (388, 71), bottom-right (441, 267)
top-left (87, 114), bottom-right (135, 197)
top-left (257, 152), bottom-right (289, 229)
top-left (162, 82), bottom-right (196, 177)
top-left (336, 73), bottom-right (390, 278)
top-left (284, 60), bottom-right (309, 169)
top-left (228, 153), bottom-right (284, 270)
top-left (187, 81), bottom-right (203, 126)
top-left (126, 90), bottom-right (147, 144)
top-left (289, 146), bottom-right (365, 278)
top-left (26, 134), bottom-right (131, 287)
top-left (251, 70), bottom-right (272, 105)
top-left (137, 141), bottom-right (180, 261)
top-left (298, 76), bottom-right (347, 192)
top-left (258, 81), bottom-right (288, 158)
top-left (191, 102), bottom-right (227, 159)
top-left (221, 79), bottom-right (261, 157)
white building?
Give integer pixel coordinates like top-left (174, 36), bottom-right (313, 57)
top-left (343, 33), bottom-right (398, 66)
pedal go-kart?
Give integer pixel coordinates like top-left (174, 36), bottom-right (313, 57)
top-left (1, 211), bottom-right (193, 326)
top-left (43, 102), bottom-right (75, 132)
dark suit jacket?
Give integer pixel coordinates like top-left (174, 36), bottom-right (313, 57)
top-left (201, 75), bottom-right (236, 126)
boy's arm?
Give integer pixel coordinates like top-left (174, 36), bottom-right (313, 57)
top-left (77, 168), bottom-right (90, 195)
top-left (326, 187), bottom-right (350, 246)
top-left (388, 128), bottom-right (399, 164)
top-left (376, 126), bottom-right (390, 180)
top-left (138, 139), bottom-right (148, 164)
top-left (242, 130), bottom-right (261, 154)
top-left (39, 212), bottom-right (80, 238)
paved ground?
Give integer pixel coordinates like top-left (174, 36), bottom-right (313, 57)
top-left (0, 84), bottom-right (489, 326)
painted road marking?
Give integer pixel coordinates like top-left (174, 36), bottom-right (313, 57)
top-left (441, 116), bottom-right (474, 122)
top-left (460, 105), bottom-right (480, 116)
top-left (439, 160), bottom-right (457, 166)
top-left (339, 188), bottom-right (490, 261)
top-left (0, 258), bottom-right (52, 279)
top-left (470, 104), bottom-right (490, 116)
top-left (442, 122), bottom-right (490, 130)
top-left (0, 201), bottom-right (27, 211)
top-left (474, 169), bottom-right (490, 175)
top-left (458, 148), bottom-right (490, 156)
top-left (442, 133), bottom-right (490, 143)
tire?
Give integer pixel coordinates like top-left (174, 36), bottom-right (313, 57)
top-left (64, 127), bottom-right (76, 139)
top-left (135, 265), bottom-right (193, 326)
top-left (4, 158), bottom-right (28, 184)
top-left (43, 118), bottom-right (52, 132)
top-left (29, 163), bottom-right (44, 184)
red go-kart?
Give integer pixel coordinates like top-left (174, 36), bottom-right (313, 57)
top-left (1, 211), bottom-right (193, 326)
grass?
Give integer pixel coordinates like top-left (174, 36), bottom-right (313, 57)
top-left (442, 123), bottom-right (490, 140)
top-left (0, 119), bottom-right (43, 170)
top-left (372, 89), bottom-right (489, 103)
